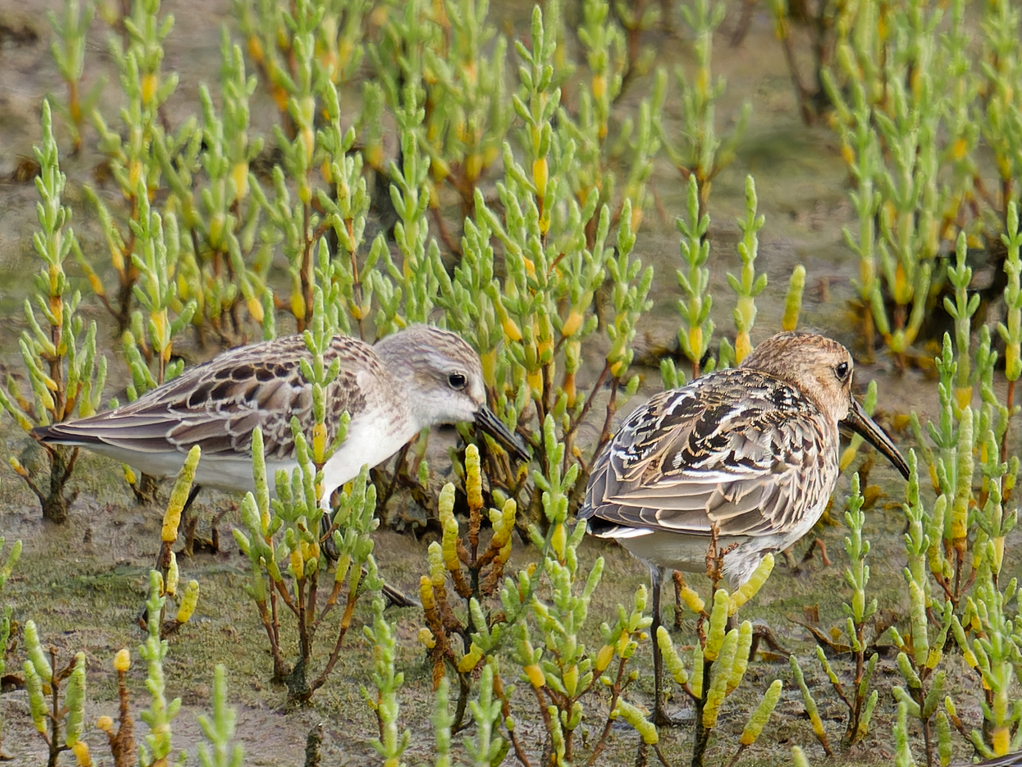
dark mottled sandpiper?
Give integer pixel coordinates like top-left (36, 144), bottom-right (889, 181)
top-left (580, 331), bottom-right (909, 723)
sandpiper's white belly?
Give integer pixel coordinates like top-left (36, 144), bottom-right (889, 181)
top-left (319, 409), bottom-right (416, 497)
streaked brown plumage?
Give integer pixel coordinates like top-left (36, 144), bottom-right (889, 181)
top-left (580, 331), bottom-right (909, 723)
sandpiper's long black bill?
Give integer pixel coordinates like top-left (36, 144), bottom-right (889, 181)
top-left (475, 406), bottom-right (530, 462)
top-left (843, 398), bottom-right (910, 479)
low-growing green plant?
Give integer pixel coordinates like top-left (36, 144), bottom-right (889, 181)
top-left (791, 744), bottom-right (812, 767)
top-left (947, 569), bottom-right (1022, 759)
top-left (231, 296), bottom-right (381, 702)
top-left (154, 445), bottom-right (202, 637)
top-left (662, 173), bottom-right (803, 390)
top-left (234, 442), bottom-right (378, 701)
top-left (790, 652), bottom-right (835, 758)
top-left (48, 0), bottom-right (102, 154)
top-left (421, 0), bottom-right (513, 223)
top-left (248, 0), bottom-right (341, 332)
top-left (136, 571), bottom-right (183, 766)
top-left (0, 537), bottom-right (21, 761)
top-left (73, 0), bottom-right (206, 505)
top-left (667, 175), bottom-right (715, 382)
top-left (889, 451), bottom-right (955, 766)
top-left (236, 0), bottom-right (368, 137)
top-left (500, 430), bottom-right (621, 765)
top-left (995, 203), bottom-right (1022, 461)
top-left (417, 444), bottom-right (517, 721)
top-left (110, 183), bottom-right (198, 506)
top-left (433, 2), bottom-right (653, 527)
top-left (21, 621), bottom-right (88, 767)
top-left (0, 100), bottom-right (106, 523)
top-left (88, 573), bottom-right (239, 767)
top-left (197, 665), bottom-right (244, 767)
top-left (822, 0), bottom-right (1008, 363)
top-left (657, 552), bottom-right (781, 767)
top-left (766, 0), bottom-right (836, 125)
top-left (727, 175), bottom-right (767, 363)
top-left (566, 0), bottom-right (659, 248)
top-left (907, 243), bottom-right (1017, 610)
top-left (363, 595), bottom-right (412, 767)
top-left (367, 591), bottom-right (528, 767)
top-left (977, 0), bottom-right (1022, 213)
top-left (885, 215), bottom-right (1022, 764)
top-left (418, 417), bottom-right (653, 765)
top-left (156, 28), bottom-right (270, 347)
top-left (794, 474), bottom-right (882, 748)
top-left (85, 0), bottom-right (178, 335)
top-left (608, 0), bottom-right (658, 96)
top-left (652, 0), bottom-right (749, 212)
top-left (121, 186), bottom-right (196, 391)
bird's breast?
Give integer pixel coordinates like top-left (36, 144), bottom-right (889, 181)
top-left (320, 408), bottom-right (416, 496)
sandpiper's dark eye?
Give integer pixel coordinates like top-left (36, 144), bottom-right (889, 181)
top-left (448, 372), bottom-right (467, 390)
top-left (835, 361), bottom-right (850, 381)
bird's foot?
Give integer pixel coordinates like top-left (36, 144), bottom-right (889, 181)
top-left (180, 525), bottom-right (218, 556)
top-left (128, 471), bottom-right (159, 506)
top-left (178, 503), bottom-right (232, 557)
top-left (805, 537), bottom-right (832, 567)
top-left (204, 504), bottom-right (235, 554)
top-left (653, 703), bottom-right (688, 728)
top-left (785, 537), bottom-right (832, 577)
top-left (749, 624), bottom-right (791, 661)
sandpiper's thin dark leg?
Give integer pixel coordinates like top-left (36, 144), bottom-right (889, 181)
top-left (182, 483), bottom-right (202, 517)
top-left (319, 498), bottom-right (419, 609)
top-left (179, 483), bottom-right (203, 557)
top-left (319, 503), bottom-right (338, 560)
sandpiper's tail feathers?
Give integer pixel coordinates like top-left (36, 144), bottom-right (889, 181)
top-left (34, 416), bottom-right (181, 454)
top-left (33, 420), bottom-right (101, 446)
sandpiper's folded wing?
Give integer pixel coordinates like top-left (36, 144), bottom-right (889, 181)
top-left (580, 369), bottom-right (837, 540)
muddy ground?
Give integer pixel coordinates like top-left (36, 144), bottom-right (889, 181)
top-left (0, 0), bottom-right (1012, 765)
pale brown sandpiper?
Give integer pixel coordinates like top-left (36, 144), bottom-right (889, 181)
top-left (34, 324), bottom-right (527, 602)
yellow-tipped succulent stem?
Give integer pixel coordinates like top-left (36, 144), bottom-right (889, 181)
top-left (612, 699), bottom-right (658, 745)
top-left (465, 444), bottom-right (483, 511)
top-left (71, 741), bottom-right (92, 766)
top-left (162, 446), bottom-right (201, 542)
top-left (704, 589), bottom-right (729, 661)
top-left (728, 554), bottom-right (774, 615)
top-left (175, 579), bottom-right (199, 623)
top-left (165, 552), bottom-right (179, 597)
top-left (657, 626), bottom-right (689, 685)
top-left (113, 648), bottom-right (131, 673)
top-left (702, 629), bottom-right (738, 728)
top-left (679, 582), bottom-right (706, 615)
top-left (740, 679), bottom-right (783, 746)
